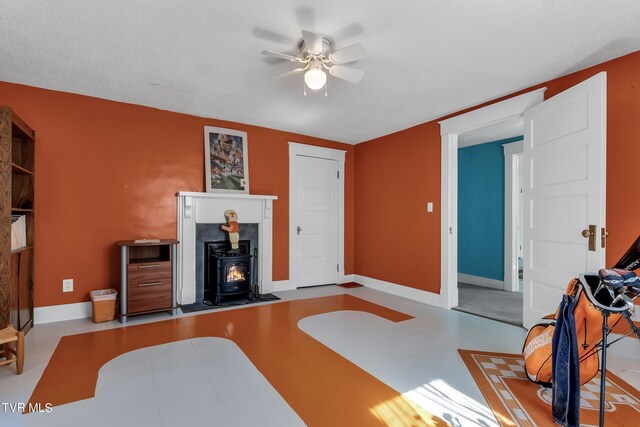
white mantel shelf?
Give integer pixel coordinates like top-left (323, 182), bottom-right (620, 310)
top-left (177, 191), bottom-right (278, 201)
top-left (176, 191), bottom-right (277, 305)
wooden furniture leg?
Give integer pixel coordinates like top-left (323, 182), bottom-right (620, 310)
top-left (16, 330), bottom-right (24, 374)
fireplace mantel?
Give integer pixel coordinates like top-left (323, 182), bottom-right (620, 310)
top-left (176, 191), bottom-right (277, 304)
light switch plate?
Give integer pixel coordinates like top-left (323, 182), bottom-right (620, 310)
top-left (427, 202), bottom-right (433, 213)
top-left (62, 278), bottom-right (73, 293)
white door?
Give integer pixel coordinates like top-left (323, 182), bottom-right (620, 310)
top-left (522, 72), bottom-right (606, 328)
top-left (293, 155), bottom-right (339, 287)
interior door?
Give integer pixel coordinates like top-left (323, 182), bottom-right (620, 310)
top-left (294, 155), bottom-right (339, 287)
top-left (523, 72), bottom-right (606, 328)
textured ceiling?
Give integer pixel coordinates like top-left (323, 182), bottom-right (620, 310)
top-left (1, 1), bottom-right (640, 144)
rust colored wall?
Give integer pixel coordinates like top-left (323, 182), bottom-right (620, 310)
top-left (0, 82), bottom-right (355, 307)
top-left (354, 122), bottom-right (442, 292)
top-left (355, 51), bottom-right (640, 294)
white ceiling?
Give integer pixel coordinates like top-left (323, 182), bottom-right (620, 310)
top-left (1, 1), bottom-right (639, 144)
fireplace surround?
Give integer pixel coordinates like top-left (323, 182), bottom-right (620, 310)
top-left (176, 192), bottom-right (277, 305)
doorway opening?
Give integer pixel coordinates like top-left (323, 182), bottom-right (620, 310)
top-left (440, 73), bottom-right (607, 329)
top-left (453, 119), bottom-right (524, 326)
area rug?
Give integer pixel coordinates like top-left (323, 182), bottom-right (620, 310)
top-left (458, 349), bottom-right (640, 426)
top-left (180, 293), bottom-right (280, 313)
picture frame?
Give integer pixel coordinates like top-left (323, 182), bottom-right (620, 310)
top-left (204, 126), bottom-right (249, 193)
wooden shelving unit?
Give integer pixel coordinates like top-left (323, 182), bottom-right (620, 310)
top-left (0, 106), bottom-right (35, 333)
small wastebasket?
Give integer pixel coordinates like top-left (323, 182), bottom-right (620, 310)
top-left (90, 289), bottom-right (118, 323)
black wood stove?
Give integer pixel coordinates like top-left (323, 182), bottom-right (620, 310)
top-left (204, 240), bottom-right (254, 305)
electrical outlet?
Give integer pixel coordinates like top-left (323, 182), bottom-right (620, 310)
top-left (62, 278), bottom-right (73, 293)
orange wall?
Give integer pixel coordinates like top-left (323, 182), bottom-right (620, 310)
top-left (355, 51), bottom-right (640, 293)
top-left (0, 82), bottom-right (355, 307)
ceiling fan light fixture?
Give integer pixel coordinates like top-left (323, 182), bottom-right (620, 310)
top-left (304, 67), bottom-right (326, 91)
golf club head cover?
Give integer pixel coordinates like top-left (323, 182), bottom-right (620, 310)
top-left (613, 235), bottom-right (640, 271)
top-left (598, 269), bottom-right (624, 291)
top-left (613, 268), bottom-right (640, 296)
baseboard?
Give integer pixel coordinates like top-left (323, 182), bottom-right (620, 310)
top-left (272, 275), bottom-right (355, 293)
top-left (340, 274), bottom-right (355, 283)
top-left (34, 302), bottom-right (92, 324)
top-left (272, 280), bottom-right (296, 292)
top-left (353, 274), bottom-right (441, 307)
top-left (458, 273), bottom-right (505, 290)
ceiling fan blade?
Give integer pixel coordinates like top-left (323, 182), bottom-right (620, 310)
top-left (275, 67), bottom-right (306, 79)
top-left (302, 30), bottom-right (323, 55)
top-left (329, 65), bottom-right (364, 83)
top-left (262, 50), bottom-right (304, 62)
top-left (329, 43), bottom-right (367, 64)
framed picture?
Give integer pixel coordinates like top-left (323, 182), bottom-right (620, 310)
top-left (204, 126), bottom-right (249, 193)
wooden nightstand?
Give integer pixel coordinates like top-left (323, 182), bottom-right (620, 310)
top-left (116, 240), bottom-right (179, 323)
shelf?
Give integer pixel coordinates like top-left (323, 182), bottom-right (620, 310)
top-left (11, 245), bottom-right (33, 255)
top-left (11, 208), bottom-right (33, 213)
top-left (11, 112), bottom-right (35, 141)
top-left (11, 163), bottom-right (33, 175)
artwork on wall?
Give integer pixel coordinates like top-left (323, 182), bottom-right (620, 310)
top-left (204, 126), bottom-right (249, 193)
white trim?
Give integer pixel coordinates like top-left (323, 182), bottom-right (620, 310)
top-left (272, 275), bottom-right (355, 293)
top-left (176, 192), bottom-right (276, 304)
top-left (354, 275), bottom-right (441, 307)
top-left (440, 133), bottom-right (458, 309)
top-left (288, 142), bottom-right (346, 287)
top-left (503, 141), bottom-right (523, 292)
top-left (177, 191), bottom-right (277, 200)
top-left (439, 89), bottom-right (545, 309)
top-left (34, 302), bottom-right (92, 324)
top-left (341, 274), bottom-right (355, 283)
top-left (439, 88), bottom-right (546, 135)
top-left (272, 280), bottom-right (296, 292)
top-left (458, 273), bottom-right (505, 291)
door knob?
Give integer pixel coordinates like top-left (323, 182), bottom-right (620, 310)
top-left (297, 226), bottom-right (302, 235)
top-left (582, 225), bottom-right (597, 251)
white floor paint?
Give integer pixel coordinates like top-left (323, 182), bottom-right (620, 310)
top-left (1, 285), bottom-right (638, 427)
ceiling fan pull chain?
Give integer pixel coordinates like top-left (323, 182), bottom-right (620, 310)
top-left (325, 79), bottom-right (328, 97)
top-left (303, 78), bottom-right (307, 96)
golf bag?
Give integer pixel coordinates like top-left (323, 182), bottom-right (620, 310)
top-left (522, 235), bottom-right (640, 386)
top-left (522, 279), bottom-right (623, 386)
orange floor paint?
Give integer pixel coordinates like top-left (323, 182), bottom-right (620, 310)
top-left (28, 295), bottom-right (448, 426)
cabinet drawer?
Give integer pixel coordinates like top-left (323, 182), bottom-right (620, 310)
top-left (127, 279), bottom-right (172, 313)
top-left (127, 262), bottom-right (170, 284)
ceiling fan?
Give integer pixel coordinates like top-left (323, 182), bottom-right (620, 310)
top-left (262, 30), bottom-right (366, 95)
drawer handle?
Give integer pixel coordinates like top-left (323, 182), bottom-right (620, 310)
top-left (138, 281), bottom-right (163, 287)
top-left (138, 264), bottom-right (163, 269)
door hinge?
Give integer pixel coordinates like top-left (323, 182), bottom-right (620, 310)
top-left (337, 171), bottom-right (340, 179)
top-left (337, 264), bottom-right (339, 272)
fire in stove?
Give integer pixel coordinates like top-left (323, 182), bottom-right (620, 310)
top-left (226, 265), bottom-right (246, 282)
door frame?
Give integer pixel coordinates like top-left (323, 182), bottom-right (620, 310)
top-left (438, 88), bottom-right (546, 309)
top-left (288, 142), bottom-right (346, 287)
top-left (503, 141), bottom-right (523, 293)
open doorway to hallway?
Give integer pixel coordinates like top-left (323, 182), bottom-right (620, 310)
top-left (453, 119), bottom-right (524, 326)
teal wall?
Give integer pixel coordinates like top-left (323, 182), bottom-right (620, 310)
top-left (457, 136), bottom-right (523, 281)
